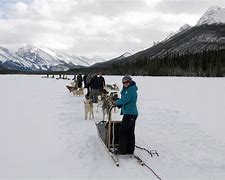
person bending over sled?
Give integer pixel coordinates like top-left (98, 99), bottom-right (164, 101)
top-left (114, 75), bottom-right (138, 155)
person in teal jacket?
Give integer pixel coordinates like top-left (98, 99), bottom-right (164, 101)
top-left (115, 75), bottom-right (138, 155)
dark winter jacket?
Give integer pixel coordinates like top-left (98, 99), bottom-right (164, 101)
top-left (90, 75), bottom-right (99, 89)
top-left (115, 81), bottom-right (138, 116)
top-left (77, 74), bottom-right (82, 82)
top-left (86, 75), bottom-right (92, 85)
top-left (97, 76), bottom-right (105, 90)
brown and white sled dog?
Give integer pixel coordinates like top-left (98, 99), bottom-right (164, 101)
top-left (72, 87), bottom-right (84, 96)
top-left (66, 85), bottom-right (77, 92)
top-left (104, 83), bottom-right (120, 94)
top-left (84, 98), bottom-right (94, 120)
top-left (66, 81), bottom-right (77, 93)
top-left (101, 96), bottom-right (111, 121)
top-left (96, 89), bottom-right (109, 113)
top-left (101, 93), bottom-right (118, 121)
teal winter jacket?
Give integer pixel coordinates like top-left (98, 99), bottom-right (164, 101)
top-left (115, 81), bottom-right (138, 115)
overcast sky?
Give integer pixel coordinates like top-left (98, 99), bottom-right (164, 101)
top-left (0, 0), bottom-right (224, 59)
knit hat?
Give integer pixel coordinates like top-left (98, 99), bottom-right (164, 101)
top-left (122, 75), bottom-right (132, 83)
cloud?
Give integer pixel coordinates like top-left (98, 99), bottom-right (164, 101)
top-left (75, 0), bottom-right (147, 17)
top-left (154, 0), bottom-right (225, 14)
top-left (0, 0), bottom-right (223, 58)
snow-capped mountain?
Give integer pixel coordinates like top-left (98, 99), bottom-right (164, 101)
top-left (16, 45), bottom-right (88, 71)
top-left (86, 56), bottom-right (105, 66)
top-left (93, 6), bottom-right (225, 69)
top-left (120, 52), bottom-right (132, 58)
top-left (0, 45), bottom-right (105, 72)
top-left (0, 46), bottom-right (37, 71)
top-left (91, 52), bottom-right (132, 68)
top-left (197, 6), bottom-right (225, 26)
top-left (163, 24), bottom-right (191, 42)
top-left (2, 6), bottom-right (225, 73)
top-left (115, 52), bottom-right (132, 60)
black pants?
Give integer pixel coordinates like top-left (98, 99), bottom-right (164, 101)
top-left (77, 81), bottom-right (82, 88)
top-left (119, 114), bottom-right (137, 155)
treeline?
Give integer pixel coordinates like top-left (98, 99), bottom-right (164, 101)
top-left (1, 48), bottom-right (225, 77)
top-left (104, 48), bottom-right (225, 77)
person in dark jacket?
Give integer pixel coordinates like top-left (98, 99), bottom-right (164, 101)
top-left (77, 73), bottom-right (83, 88)
top-left (86, 74), bottom-right (93, 97)
top-left (97, 72), bottom-right (105, 95)
top-left (115, 75), bottom-right (138, 155)
top-left (90, 74), bottom-right (99, 103)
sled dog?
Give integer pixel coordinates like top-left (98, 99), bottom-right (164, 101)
top-left (101, 93), bottom-right (118, 121)
top-left (72, 87), bottom-right (84, 96)
top-left (104, 84), bottom-right (120, 94)
top-left (96, 95), bottom-right (103, 113)
top-left (66, 81), bottom-right (77, 92)
top-left (101, 96), bottom-right (111, 121)
top-left (96, 89), bottom-right (109, 113)
top-left (66, 85), bottom-right (76, 92)
top-left (84, 98), bottom-right (94, 120)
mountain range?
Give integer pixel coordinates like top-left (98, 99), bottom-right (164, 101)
top-left (0, 45), bottom-right (105, 72)
top-left (91, 5), bottom-right (225, 69)
top-left (1, 5), bottom-right (225, 73)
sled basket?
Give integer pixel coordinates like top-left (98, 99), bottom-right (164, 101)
top-left (95, 106), bottom-right (121, 152)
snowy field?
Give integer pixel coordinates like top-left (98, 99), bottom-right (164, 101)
top-left (0, 75), bottom-right (225, 180)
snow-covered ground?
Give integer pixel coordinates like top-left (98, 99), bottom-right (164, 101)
top-left (0, 75), bottom-right (225, 180)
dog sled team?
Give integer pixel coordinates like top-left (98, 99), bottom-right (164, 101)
top-left (67, 75), bottom-right (157, 166)
top-left (67, 74), bottom-right (140, 159)
top-left (66, 72), bottom-right (120, 120)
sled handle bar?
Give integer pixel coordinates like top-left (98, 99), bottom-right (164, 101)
top-left (107, 105), bottom-right (117, 149)
top-left (109, 105), bottom-right (117, 112)
top-left (108, 105), bottom-right (117, 123)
